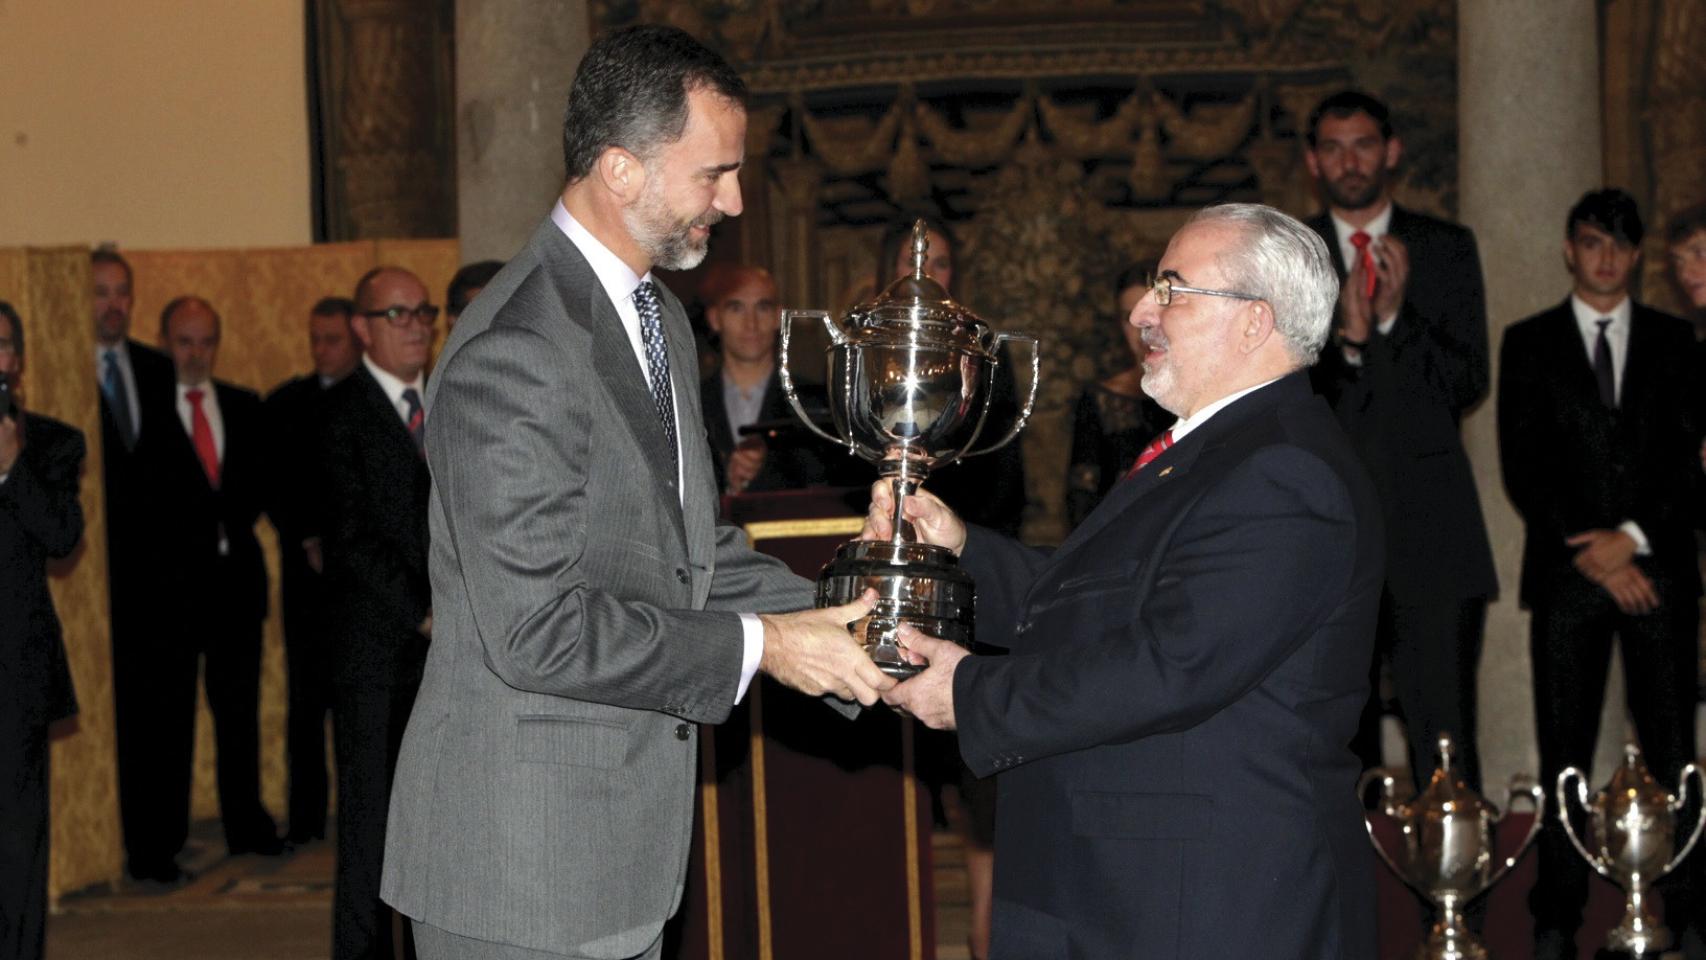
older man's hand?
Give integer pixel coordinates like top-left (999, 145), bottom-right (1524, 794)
top-left (859, 480), bottom-right (967, 555)
top-left (881, 626), bottom-right (967, 730)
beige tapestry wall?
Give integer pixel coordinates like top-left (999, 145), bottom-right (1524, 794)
top-left (0, 239), bottom-right (460, 902)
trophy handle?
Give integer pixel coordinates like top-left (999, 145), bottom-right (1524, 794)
top-left (960, 332), bottom-right (1040, 458)
top-left (1484, 776), bottom-right (1547, 891)
top-left (1663, 763), bottom-right (1706, 876)
top-left (1557, 767), bottom-right (1614, 880)
top-left (1355, 770), bottom-right (1414, 889)
top-left (778, 310), bottom-right (855, 449)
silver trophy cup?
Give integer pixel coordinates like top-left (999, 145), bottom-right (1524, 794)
top-left (1359, 733), bottom-right (1545, 960)
top-left (778, 221), bottom-right (1038, 677)
top-left (1558, 744), bottom-right (1705, 957)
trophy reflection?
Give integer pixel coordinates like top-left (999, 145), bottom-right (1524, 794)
top-left (1557, 743), bottom-right (1704, 958)
top-left (1359, 733), bottom-right (1545, 960)
top-left (777, 221), bottom-right (1038, 677)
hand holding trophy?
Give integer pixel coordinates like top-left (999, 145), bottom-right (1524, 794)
top-left (778, 221), bottom-right (1038, 677)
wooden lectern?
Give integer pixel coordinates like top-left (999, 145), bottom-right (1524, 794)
top-left (666, 487), bottom-right (936, 960)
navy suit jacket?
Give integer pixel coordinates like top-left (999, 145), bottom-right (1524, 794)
top-left (0, 413), bottom-right (85, 727)
top-left (1498, 299), bottom-right (1703, 607)
top-left (1306, 206), bottom-right (1497, 603)
top-left (952, 373), bottom-right (1383, 960)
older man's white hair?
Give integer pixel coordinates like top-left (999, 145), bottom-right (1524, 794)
top-left (1188, 203), bottom-right (1339, 363)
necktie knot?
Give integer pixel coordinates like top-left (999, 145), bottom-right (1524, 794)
top-left (1350, 230), bottom-right (1372, 250)
top-left (186, 387), bottom-right (205, 406)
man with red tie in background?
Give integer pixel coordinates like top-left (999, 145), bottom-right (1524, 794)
top-left (1302, 90), bottom-right (1497, 798)
top-left (318, 267), bottom-right (435, 960)
top-left (138, 296), bottom-right (280, 869)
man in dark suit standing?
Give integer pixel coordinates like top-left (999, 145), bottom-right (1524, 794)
top-left (1500, 189), bottom-right (1704, 960)
top-left (141, 296), bottom-right (281, 863)
top-left (0, 301), bottom-right (85, 960)
top-left (879, 204), bottom-right (1383, 960)
top-left (698, 262), bottom-right (843, 496)
top-left (319, 267), bottom-right (436, 960)
top-left (89, 250), bottom-right (190, 884)
top-left (264, 295), bottom-right (360, 845)
top-left (1302, 90), bottom-right (1498, 793)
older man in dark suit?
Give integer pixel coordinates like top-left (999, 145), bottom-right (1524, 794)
top-left (316, 266), bottom-right (438, 960)
top-left (0, 301), bottom-right (85, 960)
top-left (140, 296), bottom-right (280, 863)
top-left (879, 204), bottom-right (1383, 960)
top-left (1302, 90), bottom-right (1498, 795)
top-left (1500, 189), bottom-right (1704, 960)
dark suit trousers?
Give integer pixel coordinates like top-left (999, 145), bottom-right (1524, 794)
top-left (1352, 591), bottom-right (1487, 793)
top-left (112, 606), bottom-right (197, 875)
top-left (192, 603), bottom-right (273, 848)
top-left (281, 553), bottom-right (332, 840)
top-left (0, 712), bottom-right (48, 960)
top-left (332, 648), bottom-right (424, 960)
top-left (1528, 578), bottom-right (1701, 936)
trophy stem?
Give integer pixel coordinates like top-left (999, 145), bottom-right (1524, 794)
top-left (1417, 897), bottom-right (1486, 960)
top-left (1608, 885), bottom-right (1669, 956)
top-left (889, 476), bottom-right (918, 545)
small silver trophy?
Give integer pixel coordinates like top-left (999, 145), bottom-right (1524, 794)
top-left (1359, 733), bottom-right (1545, 960)
top-left (1558, 743), bottom-right (1705, 958)
top-left (778, 221), bottom-right (1038, 677)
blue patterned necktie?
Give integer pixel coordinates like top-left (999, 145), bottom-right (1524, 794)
top-left (102, 349), bottom-right (137, 450)
top-left (632, 281), bottom-right (678, 471)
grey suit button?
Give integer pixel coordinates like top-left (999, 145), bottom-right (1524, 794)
top-left (675, 569), bottom-right (690, 584)
top-left (675, 723), bottom-right (691, 741)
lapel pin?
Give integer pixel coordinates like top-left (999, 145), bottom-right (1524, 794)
top-left (1158, 466), bottom-right (1174, 477)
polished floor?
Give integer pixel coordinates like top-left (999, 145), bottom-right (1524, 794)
top-left (45, 822), bottom-right (975, 960)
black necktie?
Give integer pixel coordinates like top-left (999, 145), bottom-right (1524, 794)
top-left (632, 281), bottom-right (679, 471)
top-left (1593, 318), bottom-right (1616, 409)
top-left (401, 387), bottom-right (425, 457)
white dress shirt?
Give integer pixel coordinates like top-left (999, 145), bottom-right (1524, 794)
top-left (362, 353), bottom-right (426, 427)
top-left (1167, 375), bottom-right (1284, 444)
top-left (1567, 293), bottom-right (1649, 555)
top-left (549, 201), bottom-right (765, 703)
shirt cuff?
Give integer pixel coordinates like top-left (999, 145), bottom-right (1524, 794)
top-left (1378, 312), bottom-right (1398, 335)
top-left (1619, 521), bottom-right (1652, 557)
top-left (1341, 346), bottom-right (1364, 367)
top-left (735, 612), bottom-right (765, 704)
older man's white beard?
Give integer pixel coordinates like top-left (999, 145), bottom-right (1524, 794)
top-left (1139, 330), bottom-right (1181, 415)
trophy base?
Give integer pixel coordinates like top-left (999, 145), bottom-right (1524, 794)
top-left (816, 540), bottom-right (975, 679)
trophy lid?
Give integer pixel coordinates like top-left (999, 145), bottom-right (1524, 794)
top-left (1604, 742), bottom-right (1672, 810)
top-left (847, 219), bottom-right (997, 353)
top-left (1414, 733), bottom-right (1493, 818)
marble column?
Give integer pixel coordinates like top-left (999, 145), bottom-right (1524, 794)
top-left (455, 0), bottom-right (589, 262)
top-left (1458, 0), bottom-right (1615, 794)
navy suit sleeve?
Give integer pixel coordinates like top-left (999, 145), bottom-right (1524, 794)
top-left (954, 447), bottom-right (1359, 777)
top-left (1, 422), bottom-right (86, 558)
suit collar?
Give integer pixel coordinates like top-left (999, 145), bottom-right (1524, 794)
top-left (1058, 371), bottom-right (1312, 552)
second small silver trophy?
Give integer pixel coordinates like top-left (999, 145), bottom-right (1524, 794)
top-left (778, 221), bottom-right (1038, 677)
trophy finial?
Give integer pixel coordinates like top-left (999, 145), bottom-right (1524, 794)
top-left (1437, 732), bottom-right (1456, 770)
top-left (910, 220), bottom-right (929, 281)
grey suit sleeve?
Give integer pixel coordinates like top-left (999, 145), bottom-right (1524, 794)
top-left (430, 323), bottom-right (746, 724)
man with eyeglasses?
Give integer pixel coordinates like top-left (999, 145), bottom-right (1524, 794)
top-left (318, 266), bottom-right (437, 960)
top-left (0, 300), bottom-right (85, 960)
top-left (1302, 90), bottom-right (1497, 803)
top-left (874, 204), bottom-right (1383, 960)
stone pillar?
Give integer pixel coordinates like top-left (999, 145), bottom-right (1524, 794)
top-left (1458, 0), bottom-right (1612, 793)
top-left (455, 0), bottom-right (589, 262)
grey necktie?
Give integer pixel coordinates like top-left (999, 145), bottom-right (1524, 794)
top-left (632, 281), bottom-right (679, 471)
top-left (102, 349), bottom-right (137, 450)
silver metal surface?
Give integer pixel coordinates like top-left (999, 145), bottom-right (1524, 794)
top-left (1557, 744), bottom-right (1705, 956)
top-left (1359, 733), bottom-right (1544, 960)
top-left (776, 221), bottom-right (1039, 674)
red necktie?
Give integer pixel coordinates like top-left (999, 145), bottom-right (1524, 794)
top-left (186, 388), bottom-right (220, 488)
top-left (1349, 231), bottom-right (1378, 298)
top-left (1124, 429), bottom-right (1174, 481)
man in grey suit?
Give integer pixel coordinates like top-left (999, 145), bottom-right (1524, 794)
top-left (381, 25), bottom-right (893, 960)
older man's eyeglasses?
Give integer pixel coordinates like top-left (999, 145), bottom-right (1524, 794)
top-left (1151, 272), bottom-right (1262, 307)
top-left (363, 304), bottom-right (440, 327)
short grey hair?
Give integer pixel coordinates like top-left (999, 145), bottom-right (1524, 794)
top-left (1188, 203), bottom-right (1339, 364)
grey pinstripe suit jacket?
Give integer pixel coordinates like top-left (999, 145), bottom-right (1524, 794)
top-left (381, 218), bottom-right (813, 958)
